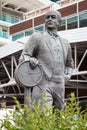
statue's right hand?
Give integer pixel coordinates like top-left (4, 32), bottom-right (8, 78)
top-left (29, 57), bottom-right (39, 69)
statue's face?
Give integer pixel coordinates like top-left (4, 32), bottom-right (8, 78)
top-left (45, 11), bottom-right (60, 30)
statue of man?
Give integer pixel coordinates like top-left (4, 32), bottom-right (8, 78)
top-left (19, 10), bottom-right (73, 110)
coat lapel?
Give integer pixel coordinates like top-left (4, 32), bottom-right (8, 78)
top-left (43, 32), bottom-right (54, 58)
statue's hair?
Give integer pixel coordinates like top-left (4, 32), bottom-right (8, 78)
top-left (44, 10), bottom-right (62, 25)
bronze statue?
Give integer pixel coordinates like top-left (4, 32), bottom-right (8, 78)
top-left (16, 10), bottom-right (73, 110)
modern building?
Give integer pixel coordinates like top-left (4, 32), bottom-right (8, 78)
top-left (0, 0), bottom-right (87, 107)
top-left (0, 0), bottom-right (52, 46)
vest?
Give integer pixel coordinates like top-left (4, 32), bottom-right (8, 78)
top-left (50, 36), bottom-right (65, 82)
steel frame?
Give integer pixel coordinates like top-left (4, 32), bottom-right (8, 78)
top-left (0, 55), bottom-right (22, 95)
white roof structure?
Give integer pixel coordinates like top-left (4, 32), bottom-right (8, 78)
top-left (0, 35), bottom-right (30, 59)
top-left (0, 42), bottom-right (24, 59)
top-left (1, 0), bottom-right (51, 13)
top-left (58, 27), bottom-right (87, 44)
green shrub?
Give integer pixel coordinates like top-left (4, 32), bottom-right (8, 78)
top-left (0, 93), bottom-right (87, 130)
top-left (57, 93), bottom-right (87, 130)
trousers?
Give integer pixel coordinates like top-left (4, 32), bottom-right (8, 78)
top-left (24, 74), bottom-right (65, 110)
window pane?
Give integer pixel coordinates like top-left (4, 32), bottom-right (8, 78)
top-left (12, 33), bottom-right (24, 41)
top-left (59, 19), bottom-right (66, 31)
top-left (67, 15), bottom-right (77, 29)
top-left (79, 11), bottom-right (87, 27)
top-left (35, 26), bottom-right (43, 32)
top-left (25, 30), bottom-right (33, 36)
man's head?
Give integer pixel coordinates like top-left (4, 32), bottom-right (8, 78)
top-left (44, 10), bottom-right (62, 31)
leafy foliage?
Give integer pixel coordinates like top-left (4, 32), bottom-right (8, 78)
top-left (0, 93), bottom-right (87, 130)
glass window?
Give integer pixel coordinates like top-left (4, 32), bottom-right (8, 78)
top-left (0, 31), bottom-right (9, 38)
top-left (59, 19), bottom-right (66, 31)
top-left (25, 29), bottom-right (33, 36)
top-left (11, 18), bottom-right (19, 23)
top-left (79, 11), bottom-right (87, 27)
top-left (12, 32), bottom-right (24, 41)
top-left (35, 26), bottom-right (43, 32)
top-left (67, 15), bottom-right (77, 29)
top-left (0, 14), bottom-right (20, 23)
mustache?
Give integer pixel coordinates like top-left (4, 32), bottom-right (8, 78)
top-left (45, 21), bottom-right (53, 25)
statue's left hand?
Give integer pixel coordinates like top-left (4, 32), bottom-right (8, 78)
top-left (64, 74), bottom-right (71, 84)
